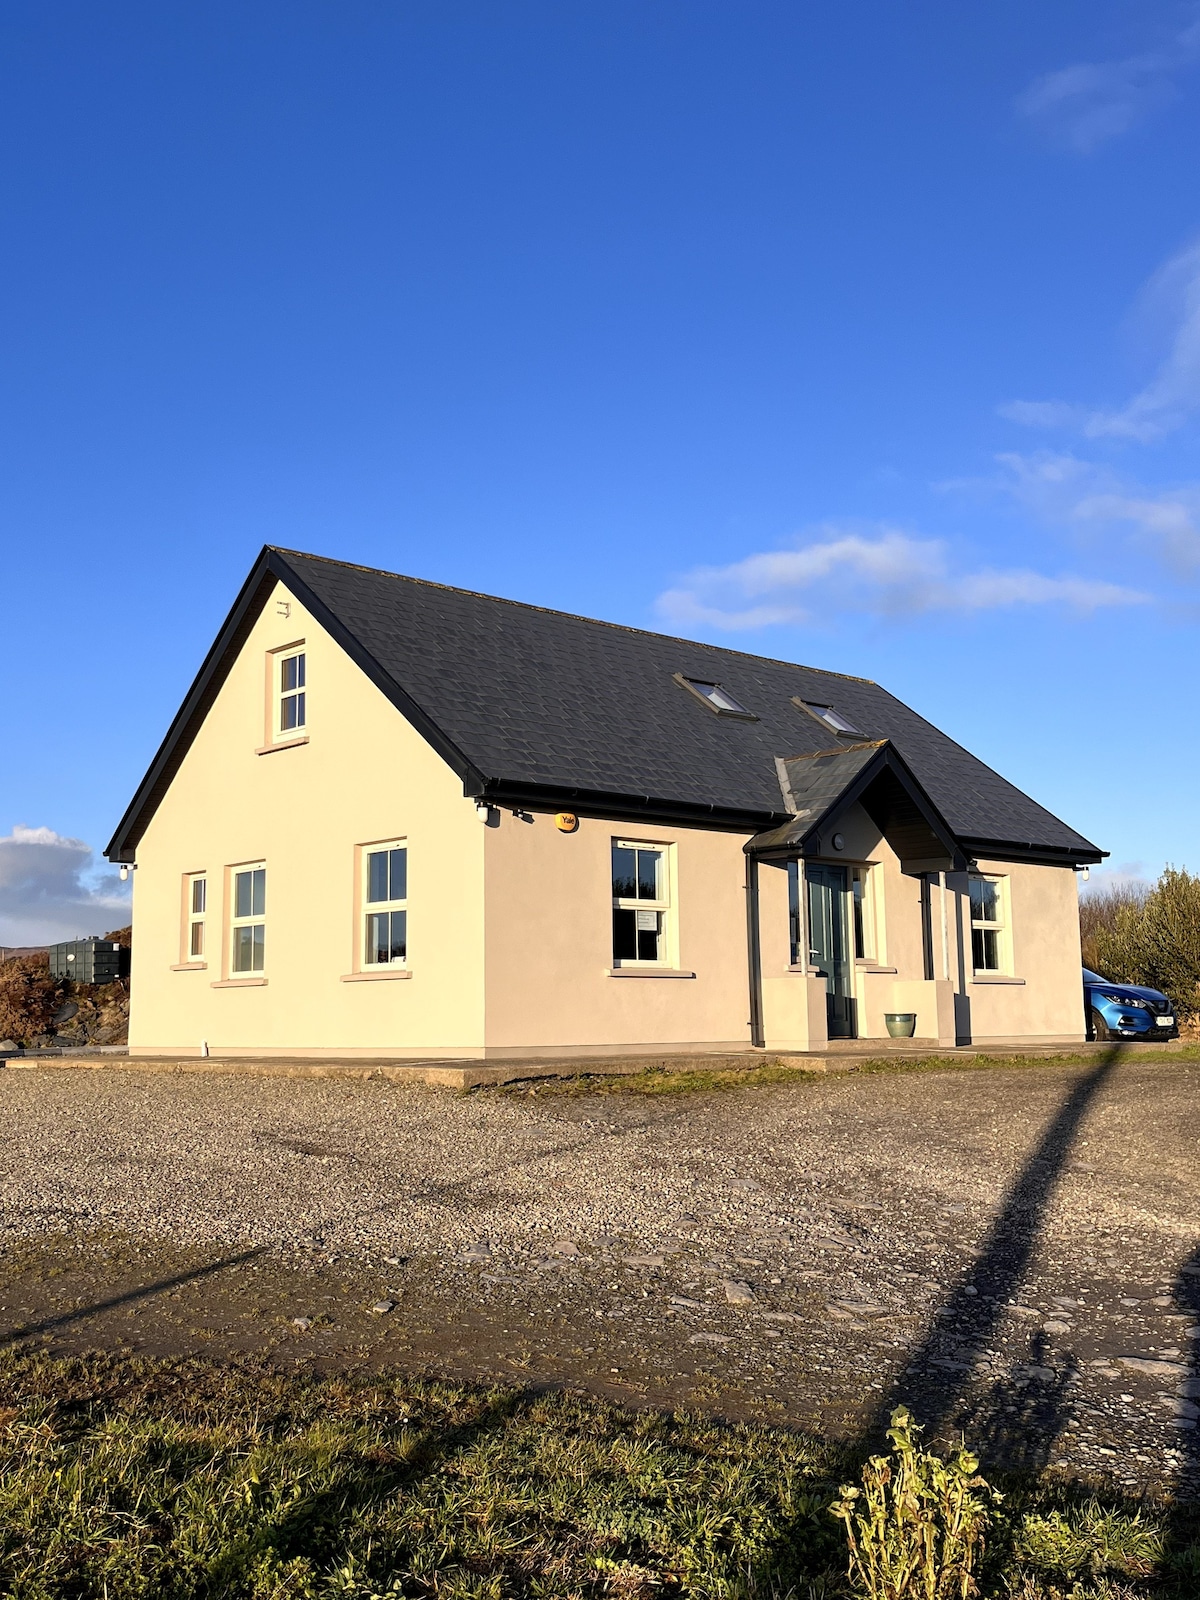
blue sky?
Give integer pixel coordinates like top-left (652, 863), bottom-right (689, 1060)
top-left (2, 1), bottom-right (1197, 942)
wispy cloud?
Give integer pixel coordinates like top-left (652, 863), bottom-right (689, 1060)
top-left (992, 450), bottom-right (1200, 571)
top-left (999, 239), bottom-right (1200, 441)
top-left (654, 525), bottom-right (1147, 632)
top-left (1017, 18), bottom-right (1200, 153)
top-left (0, 825), bottom-right (130, 948)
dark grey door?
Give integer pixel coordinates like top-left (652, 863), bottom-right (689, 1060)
top-left (807, 864), bottom-right (855, 1038)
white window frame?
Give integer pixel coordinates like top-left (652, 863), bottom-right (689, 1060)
top-left (230, 862), bottom-right (267, 974)
top-left (611, 838), bottom-right (674, 967)
top-left (184, 872), bottom-right (207, 961)
top-left (277, 647), bottom-right (306, 738)
top-left (361, 841), bottom-right (408, 968)
top-left (969, 872), bottom-right (1009, 975)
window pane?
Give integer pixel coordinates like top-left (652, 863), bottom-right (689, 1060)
top-left (613, 907), bottom-right (638, 961)
top-left (192, 878), bottom-right (206, 914)
top-left (233, 925), bottom-right (253, 971)
top-left (252, 924), bottom-right (265, 971)
top-left (970, 878), bottom-right (999, 923)
top-left (282, 655), bottom-right (298, 692)
top-left (388, 909), bottom-right (407, 962)
top-left (190, 921), bottom-right (204, 958)
top-left (368, 851), bottom-right (389, 904)
top-left (366, 911), bottom-right (388, 964)
top-left (973, 928), bottom-right (999, 971)
top-left (252, 869), bottom-right (266, 917)
top-left (636, 913), bottom-right (660, 961)
top-left (636, 850), bottom-right (661, 901)
top-left (281, 695), bottom-right (298, 731)
top-left (294, 653), bottom-right (305, 688)
top-left (612, 846), bottom-right (637, 900)
top-left (235, 871), bottom-right (252, 919)
top-left (787, 860), bottom-right (801, 965)
top-left (852, 875), bottom-right (865, 960)
top-left (389, 848), bottom-right (407, 902)
top-left (294, 691), bottom-right (305, 727)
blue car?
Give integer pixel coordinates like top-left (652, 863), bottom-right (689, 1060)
top-left (1083, 968), bottom-right (1177, 1041)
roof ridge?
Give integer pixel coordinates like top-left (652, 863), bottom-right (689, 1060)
top-left (268, 546), bottom-right (878, 686)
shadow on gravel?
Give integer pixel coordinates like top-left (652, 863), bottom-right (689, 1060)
top-left (1163, 1243), bottom-right (1200, 1588)
top-left (0, 1245), bottom-right (267, 1347)
top-left (870, 1043), bottom-right (1124, 1457)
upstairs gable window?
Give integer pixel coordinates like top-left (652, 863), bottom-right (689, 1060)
top-left (279, 651), bottom-right (306, 734)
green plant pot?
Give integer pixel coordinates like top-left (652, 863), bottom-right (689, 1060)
top-left (885, 1013), bottom-right (917, 1038)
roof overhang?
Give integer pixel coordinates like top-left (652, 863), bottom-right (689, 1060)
top-left (746, 740), bottom-right (967, 872)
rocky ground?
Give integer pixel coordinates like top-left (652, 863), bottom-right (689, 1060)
top-left (0, 1048), bottom-right (1196, 1499)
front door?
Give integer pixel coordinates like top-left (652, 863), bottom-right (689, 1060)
top-left (807, 864), bottom-right (855, 1038)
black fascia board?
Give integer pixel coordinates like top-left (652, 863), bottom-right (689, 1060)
top-left (956, 835), bottom-right (1107, 868)
top-left (472, 777), bottom-right (788, 835)
top-left (105, 546), bottom-right (488, 863)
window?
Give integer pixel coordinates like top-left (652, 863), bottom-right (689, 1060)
top-left (231, 865), bottom-right (266, 973)
top-left (675, 674), bottom-right (756, 718)
top-left (795, 699), bottom-right (861, 737)
top-left (970, 874), bottom-right (1007, 973)
top-left (851, 867), bottom-right (873, 960)
top-left (364, 844), bottom-right (407, 965)
top-left (186, 873), bottom-right (207, 959)
top-left (279, 650), bottom-right (306, 734)
top-left (787, 860), bottom-right (804, 965)
top-left (612, 841), bottom-right (669, 963)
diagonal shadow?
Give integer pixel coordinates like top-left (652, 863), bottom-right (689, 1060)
top-left (866, 1044), bottom-right (1124, 1454)
top-left (0, 1245), bottom-right (267, 1347)
top-left (1163, 1244), bottom-right (1200, 1589)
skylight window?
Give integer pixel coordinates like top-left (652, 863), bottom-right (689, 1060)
top-left (796, 699), bottom-right (862, 736)
top-left (675, 675), bottom-right (757, 718)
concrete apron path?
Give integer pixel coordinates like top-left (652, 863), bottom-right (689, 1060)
top-left (3, 1038), bottom-right (1120, 1090)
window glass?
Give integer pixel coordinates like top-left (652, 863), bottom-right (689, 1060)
top-left (367, 910), bottom-right (407, 965)
top-left (972, 928), bottom-right (1000, 972)
top-left (186, 874), bottom-right (206, 960)
top-left (969, 877), bottom-right (1000, 923)
top-left (611, 846), bottom-right (637, 900)
top-left (683, 678), bottom-right (752, 715)
top-left (801, 701), bottom-right (861, 736)
top-left (787, 860), bottom-right (803, 964)
top-left (852, 871), bottom-right (866, 960)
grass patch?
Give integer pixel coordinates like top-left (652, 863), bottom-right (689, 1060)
top-left (499, 1045), bottom-right (1200, 1100)
top-left (0, 1350), bottom-right (1195, 1598)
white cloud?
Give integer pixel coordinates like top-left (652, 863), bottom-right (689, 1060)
top-left (993, 450), bottom-right (1200, 571)
top-left (1016, 19), bottom-right (1200, 153)
top-left (654, 525), bottom-right (1147, 632)
top-left (0, 825), bottom-right (131, 949)
top-left (1000, 239), bottom-right (1200, 441)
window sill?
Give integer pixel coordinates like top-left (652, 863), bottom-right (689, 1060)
top-left (255, 736), bottom-right (309, 755)
top-left (607, 967), bottom-right (695, 978)
top-left (211, 977), bottom-right (268, 988)
top-left (855, 964), bottom-right (898, 974)
top-left (340, 968), bottom-right (412, 982)
top-left (170, 961), bottom-right (207, 972)
top-left (970, 974), bottom-right (1025, 985)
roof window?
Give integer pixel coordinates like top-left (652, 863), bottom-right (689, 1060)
top-left (796, 699), bottom-right (861, 737)
top-left (675, 674), bottom-right (757, 719)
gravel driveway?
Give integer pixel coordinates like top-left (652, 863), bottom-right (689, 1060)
top-left (0, 1050), bottom-right (1197, 1496)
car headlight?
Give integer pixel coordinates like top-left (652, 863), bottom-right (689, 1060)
top-left (1099, 992), bottom-right (1149, 1008)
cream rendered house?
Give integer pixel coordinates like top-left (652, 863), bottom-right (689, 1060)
top-left (106, 547), bottom-right (1104, 1060)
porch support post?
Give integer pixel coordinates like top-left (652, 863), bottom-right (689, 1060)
top-left (939, 871), bottom-right (950, 982)
top-left (797, 857), bottom-right (809, 976)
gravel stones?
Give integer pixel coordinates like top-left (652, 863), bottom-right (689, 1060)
top-left (722, 1279), bottom-right (755, 1305)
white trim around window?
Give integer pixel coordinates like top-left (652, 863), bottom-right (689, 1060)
top-left (969, 872), bottom-right (1009, 975)
top-left (230, 862), bottom-right (267, 975)
top-left (185, 871), bottom-right (207, 962)
top-left (611, 838), bottom-right (674, 967)
top-left (362, 841), bottom-right (408, 969)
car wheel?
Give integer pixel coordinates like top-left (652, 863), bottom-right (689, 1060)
top-left (1090, 1008), bottom-right (1112, 1042)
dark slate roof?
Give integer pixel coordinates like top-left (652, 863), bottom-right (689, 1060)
top-left (106, 547), bottom-right (1104, 864)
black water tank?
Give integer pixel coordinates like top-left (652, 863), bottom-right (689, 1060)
top-left (48, 939), bottom-right (130, 984)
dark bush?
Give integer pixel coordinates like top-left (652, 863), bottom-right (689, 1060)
top-left (1083, 867), bottom-right (1200, 1024)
